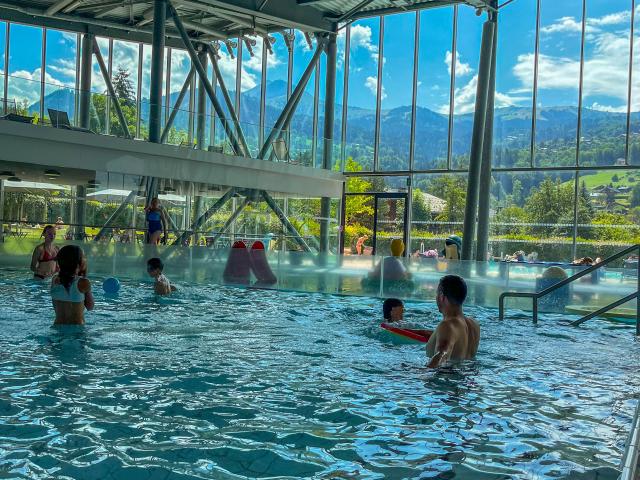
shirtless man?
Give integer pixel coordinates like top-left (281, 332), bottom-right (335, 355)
top-left (426, 275), bottom-right (480, 368)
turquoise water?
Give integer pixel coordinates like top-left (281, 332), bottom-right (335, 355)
top-left (0, 270), bottom-right (638, 479)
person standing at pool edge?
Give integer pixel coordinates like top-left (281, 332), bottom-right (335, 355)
top-left (426, 275), bottom-right (479, 368)
top-left (30, 225), bottom-right (59, 280)
top-left (145, 197), bottom-right (168, 245)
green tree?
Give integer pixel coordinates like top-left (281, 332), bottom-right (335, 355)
top-left (112, 67), bottom-right (136, 108)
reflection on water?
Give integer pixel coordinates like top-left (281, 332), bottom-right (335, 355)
top-left (0, 270), bottom-right (637, 479)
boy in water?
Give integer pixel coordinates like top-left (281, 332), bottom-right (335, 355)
top-left (147, 257), bottom-right (176, 296)
top-left (426, 275), bottom-right (480, 368)
top-left (383, 298), bottom-right (404, 323)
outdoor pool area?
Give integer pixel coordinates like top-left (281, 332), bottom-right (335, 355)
top-left (0, 269), bottom-right (638, 479)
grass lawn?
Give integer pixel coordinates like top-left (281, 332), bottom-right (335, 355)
top-left (572, 171), bottom-right (638, 189)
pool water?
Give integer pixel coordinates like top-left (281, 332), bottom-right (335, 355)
top-left (0, 270), bottom-right (638, 479)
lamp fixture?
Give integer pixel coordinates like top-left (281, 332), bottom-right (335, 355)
top-left (164, 186), bottom-right (176, 193)
top-left (44, 169), bottom-right (61, 178)
top-left (7, 176), bottom-right (21, 182)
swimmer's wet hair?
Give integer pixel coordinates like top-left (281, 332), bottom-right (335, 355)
top-left (438, 275), bottom-right (467, 305)
top-left (57, 245), bottom-right (84, 291)
top-left (383, 298), bottom-right (403, 320)
top-left (147, 257), bottom-right (164, 271)
top-left (41, 225), bottom-right (55, 237)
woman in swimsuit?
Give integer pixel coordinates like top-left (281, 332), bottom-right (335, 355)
top-left (30, 225), bottom-right (59, 280)
top-left (50, 245), bottom-right (94, 325)
top-left (144, 197), bottom-right (168, 245)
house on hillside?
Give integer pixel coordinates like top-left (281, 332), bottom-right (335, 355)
top-left (417, 191), bottom-right (446, 214)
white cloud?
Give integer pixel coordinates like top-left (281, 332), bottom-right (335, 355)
top-left (589, 11), bottom-right (631, 26)
top-left (365, 75), bottom-right (386, 100)
top-left (439, 75), bottom-right (528, 115)
top-left (349, 24), bottom-right (379, 61)
top-left (445, 50), bottom-right (472, 77)
top-left (591, 102), bottom-right (627, 113)
top-left (7, 68), bottom-right (69, 105)
top-left (540, 16), bottom-right (583, 34)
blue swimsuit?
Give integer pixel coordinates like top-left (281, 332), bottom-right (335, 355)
top-left (147, 209), bottom-right (162, 235)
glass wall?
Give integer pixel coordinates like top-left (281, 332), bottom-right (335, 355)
top-left (0, 21), bottom-right (5, 111)
top-left (7, 24), bottom-right (43, 117)
top-left (44, 30), bottom-right (78, 124)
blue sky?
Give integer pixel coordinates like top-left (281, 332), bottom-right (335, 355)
top-left (0, 0), bottom-right (636, 114)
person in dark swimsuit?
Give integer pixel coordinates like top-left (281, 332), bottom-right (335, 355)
top-left (30, 225), bottom-right (59, 280)
top-left (144, 197), bottom-right (168, 245)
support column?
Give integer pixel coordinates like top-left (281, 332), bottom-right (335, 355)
top-left (0, 179), bottom-right (4, 243)
top-left (196, 49), bottom-right (208, 150)
top-left (74, 185), bottom-right (86, 241)
top-left (147, 0), bottom-right (167, 204)
top-left (461, 19), bottom-right (495, 261)
top-left (475, 12), bottom-right (498, 262)
top-left (79, 33), bottom-right (94, 130)
top-left (320, 32), bottom-right (337, 254)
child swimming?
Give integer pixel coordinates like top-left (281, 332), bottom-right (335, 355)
top-left (50, 245), bottom-right (94, 325)
top-left (147, 257), bottom-right (176, 296)
top-left (383, 298), bottom-right (404, 322)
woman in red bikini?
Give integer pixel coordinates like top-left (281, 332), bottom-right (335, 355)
top-left (30, 225), bottom-right (59, 280)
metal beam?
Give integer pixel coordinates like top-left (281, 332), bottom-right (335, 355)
top-left (173, 187), bottom-right (236, 245)
top-left (93, 184), bottom-right (143, 241)
top-left (261, 190), bottom-right (312, 252)
top-left (168, 3), bottom-right (246, 156)
top-left (181, 19), bottom-right (227, 40)
top-left (475, 11), bottom-right (497, 262)
top-left (206, 45), bottom-right (251, 157)
top-left (346, 0), bottom-right (466, 21)
top-left (195, 50), bottom-right (207, 150)
top-left (45, 0), bottom-right (76, 16)
top-left (149, 0), bottom-right (166, 145)
top-left (79, 33), bottom-right (93, 130)
top-left (92, 38), bottom-right (132, 139)
top-left (257, 37), bottom-right (326, 159)
top-left (320, 28), bottom-right (337, 253)
top-left (207, 196), bottom-right (251, 247)
top-left (461, 19), bottom-right (495, 261)
top-left (336, 0), bottom-right (375, 24)
top-left (160, 65), bottom-right (196, 143)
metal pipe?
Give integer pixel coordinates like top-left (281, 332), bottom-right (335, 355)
top-left (320, 30), bottom-right (337, 253)
top-left (168, 4), bottom-right (244, 157)
top-left (340, 25), bottom-right (351, 170)
top-left (530, 0), bottom-right (541, 166)
top-left (447, 6), bottom-right (458, 170)
top-left (571, 292), bottom-right (639, 327)
top-left (475, 12), bottom-right (497, 262)
top-left (257, 37), bottom-right (326, 160)
top-left (461, 20), bottom-right (495, 261)
top-left (149, 0), bottom-right (166, 146)
top-left (571, 170), bottom-right (579, 260)
top-left (136, 42), bottom-right (143, 138)
top-left (79, 33), bottom-right (93, 130)
top-left (92, 38), bottom-right (132, 139)
top-left (373, 17), bottom-right (383, 171)
top-left (259, 37), bottom-right (267, 148)
top-left (160, 65), bottom-right (196, 143)
top-left (173, 187), bottom-right (236, 245)
top-left (74, 185), bottom-right (87, 241)
top-left (40, 28), bottom-right (46, 122)
top-left (2, 23), bottom-right (9, 115)
top-left (206, 45), bottom-right (251, 157)
top-left (93, 186), bottom-right (142, 241)
top-left (164, 46), bottom-right (172, 127)
top-left (195, 50), bottom-right (207, 150)
top-left (207, 197), bottom-right (251, 247)
top-left (626, 0), bottom-right (636, 165)
top-left (262, 190), bottom-right (312, 252)
top-left (574, 0), bottom-right (587, 168)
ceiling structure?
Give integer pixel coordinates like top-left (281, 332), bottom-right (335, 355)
top-left (0, 0), bottom-right (493, 49)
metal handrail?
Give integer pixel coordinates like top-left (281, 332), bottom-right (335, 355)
top-left (499, 244), bottom-right (639, 334)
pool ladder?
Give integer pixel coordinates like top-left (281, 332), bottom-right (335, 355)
top-left (498, 244), bottom-right (640, 335)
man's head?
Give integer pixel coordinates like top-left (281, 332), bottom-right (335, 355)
top-left (147, 257), bottom-right (164, 278)
top-left (436, 275), bottom-right (467, 312)
top-left (383, 298), bottom-right (404, 322)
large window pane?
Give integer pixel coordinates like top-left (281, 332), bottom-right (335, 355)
top-left (493, 0), bottom-right (537, 168)
top-left (415, 7), bottom-right (454, 171)
top-left (140, 44), bottom-right (152, 140)
top-left (7, 24), bottom-right (43, 116)
top-left (44, 30), bottom-right (77, 124)
top-left (345, 18), bottom-right (380, 172)
top-left (214, 40), bottom-right (238, 148)
top-left (535, 0), bottom-right (583, 167)
top-left (451, 6), bottom-right (483, 170)
top-left (576, 169), bottom-right (640, 258)
top-left (289, 30), bottom-right (316, 166)
top-left (378, 13), bottom-right (415, 172)
top-left (166, 48), bottom-right (190, 144)
top-left (239, 36), bottom-right (263, 156)
top-left (579, 0), bottom-right (631, 167)
top-left (490, 172), bottom-right (576, 261)
top-left (410, 173), bottom-right (467, 253)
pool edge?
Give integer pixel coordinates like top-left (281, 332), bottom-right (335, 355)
top-left (620, 399), bottom-right (640, 480)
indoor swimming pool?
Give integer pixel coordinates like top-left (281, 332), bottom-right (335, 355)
top-left (0, 270), bottom-right (637, 479)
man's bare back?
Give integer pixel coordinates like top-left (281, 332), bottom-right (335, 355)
top-left (427, 275), bottom-right (480, 368)
top-left (426, 315), bottom-right (479, 367)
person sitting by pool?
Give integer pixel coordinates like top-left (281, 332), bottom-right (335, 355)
top-left (441, 235), bottom-right (462, 260)
top-left (426, 275), bottom-right (480, 369)
top-left (145, 197), bottom-right (168, 245)
top-left (147, 257), bottom-right (176, 296)
top-left (50, 245), bottom-right (94, 325)
top-left (30, 225), bottom-right (59, 280)
top-left (572, 256), bottom-right (594, 266)
top-left (505, 250), bottom-right (526, 262)
top-left (363, 239), bottom-right (414, 294)
top-left (383, 298), bottom-right (404, 323)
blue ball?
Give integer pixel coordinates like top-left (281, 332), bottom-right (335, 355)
top-left (102, 277), bottom-right (120, 294)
